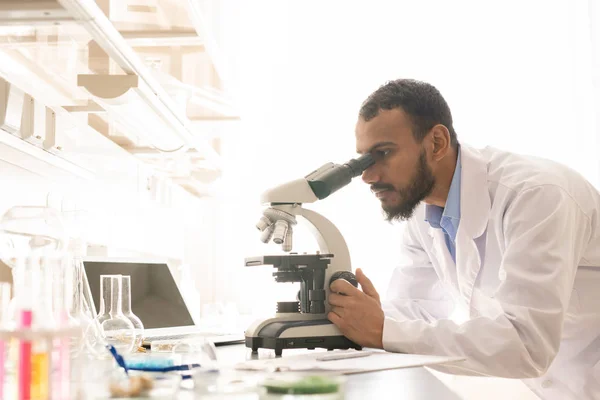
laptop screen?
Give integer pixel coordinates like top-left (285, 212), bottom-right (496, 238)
top-left (83, 261), bottom-right (195, 329)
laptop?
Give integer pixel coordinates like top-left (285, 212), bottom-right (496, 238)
top-left (82, 258), bottom-right (245, 346)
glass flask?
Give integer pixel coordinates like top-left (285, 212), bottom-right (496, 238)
top-left (95, 275), bottom-right (135, 354)
top-left (66, 241), bottom-right (103, 358)
top-left (58, 204), bottom-right (105, 358)
top-left (121, 275), bottom-right (144, 349)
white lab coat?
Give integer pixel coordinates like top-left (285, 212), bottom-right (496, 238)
top-left (382, 144), bottom-right (600, 400)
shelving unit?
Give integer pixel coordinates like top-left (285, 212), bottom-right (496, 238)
top-left (0, 0), bottom-right (239, 198)
top-left (0, 0), bottom-right (239, 263)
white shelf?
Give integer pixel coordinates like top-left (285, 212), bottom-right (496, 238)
top-left (0, 128), bottom-right (93, 181)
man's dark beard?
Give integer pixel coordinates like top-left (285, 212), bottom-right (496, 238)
top-left (378, 150), bottom-right (435, 222)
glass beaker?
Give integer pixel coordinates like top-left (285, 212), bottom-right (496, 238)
top-left (121, 275), bottom-right (144, 349)
top-left (96, 275), bottom-right (135, 354)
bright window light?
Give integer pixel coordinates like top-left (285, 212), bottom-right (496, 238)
top-left (207, 0), bottom-right (600, 314)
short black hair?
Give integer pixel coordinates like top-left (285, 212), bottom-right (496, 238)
top-left (359, 79), bottom-right (458, 148)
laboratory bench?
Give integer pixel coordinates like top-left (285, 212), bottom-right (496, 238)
top-left (172, 344), bottom-right (463, 400)
top-left (16, 344), bottom-right (460, 400)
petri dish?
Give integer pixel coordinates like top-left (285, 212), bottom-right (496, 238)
top-left (259, 374), bottom-right (345, 400)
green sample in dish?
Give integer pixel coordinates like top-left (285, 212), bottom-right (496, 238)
top-left (263, 376), bottom-right (340, 394)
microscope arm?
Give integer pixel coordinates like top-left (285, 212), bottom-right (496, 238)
top-left (276, 204), bottom-right (350, 275)
top-left (259, 178), bottom-right (319, 204)
top-left (256, 153), bottom-right (374, 252)
top-left (254, 154), bottom-right (373, 315)
top-left (255, 204), bottom-right (353, 315)
top-left (246, 155), bottom-right (373, 353)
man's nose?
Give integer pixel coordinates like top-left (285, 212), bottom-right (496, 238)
top-left (362, 165), bottom-right (379, 184)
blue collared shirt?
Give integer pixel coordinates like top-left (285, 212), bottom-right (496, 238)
top-left (424, 148), bottom-right (461, 262)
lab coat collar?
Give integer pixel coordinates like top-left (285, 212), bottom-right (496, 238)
top-left (457, 144), bottom-right (491, 239)
top-left (455, 144), bottom-right (491, 306)
top-left (425, 145), bottom-right (490, 239)
top-left (425, 144), bottom-right (490, 307)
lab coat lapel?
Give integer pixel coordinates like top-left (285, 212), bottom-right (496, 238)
top-left (428, 226), bottom-right (458, 288)
top-left (455, 145), bottom-right (491, 306)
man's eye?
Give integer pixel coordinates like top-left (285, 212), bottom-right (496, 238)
top-left (373, 149), bottom-right (391, 161)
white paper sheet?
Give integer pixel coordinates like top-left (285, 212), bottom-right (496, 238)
top-left (235, 350), bottom-right (465, 375)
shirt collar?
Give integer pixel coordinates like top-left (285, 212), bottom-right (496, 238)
top-left (425, 146), bottom-right (462, 227)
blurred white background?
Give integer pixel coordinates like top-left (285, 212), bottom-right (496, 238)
top-left (207, 0), bottom-right (599, 312)
top-left (1, 1), bottom-right (597, 398)
top-left (207, 3), bottom-right (599, 397)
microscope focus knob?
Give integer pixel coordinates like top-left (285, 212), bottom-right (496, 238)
top-left (329, 271), bottom-right (358, 288)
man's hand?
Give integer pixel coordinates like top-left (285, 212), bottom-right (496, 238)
top-left (328, 268), bottom-right (385, 349)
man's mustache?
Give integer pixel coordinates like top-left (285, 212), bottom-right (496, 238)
top-left (370, 184), bottom-right (395, 193)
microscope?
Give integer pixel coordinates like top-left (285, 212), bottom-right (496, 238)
top-left (245, 153), bottom-right (375, 356)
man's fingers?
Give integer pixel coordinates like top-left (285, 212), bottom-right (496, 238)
top-left (328, 292), bottom-right (348, 307)
top-left (330, 305), bottom-right (345, 318)
top-left (327, 311), bottom-right (344, 327)
top-left (356, 268), bottom-right (379, 299)
top-left (330, 278), bottom-right (360, 296)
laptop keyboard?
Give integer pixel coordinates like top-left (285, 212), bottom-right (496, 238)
top-left (145, 332), bottom-right (224, 341)
top-left (143, 331), bottom-right (245, 345)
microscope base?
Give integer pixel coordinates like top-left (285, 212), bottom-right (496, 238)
top-left (245, 319), bottom-right (361, 356)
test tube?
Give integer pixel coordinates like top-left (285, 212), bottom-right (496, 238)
top-left (31, 257), bottom-right (55, 400)
top-left (15, 257), bottom-right (36, 400)
top-left (0, 282), bottom-right (12, 399)
top-left (52, 257), bottom-right (72, 400)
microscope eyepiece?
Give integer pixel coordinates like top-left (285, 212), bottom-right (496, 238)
top-left (305, 153), bottom-right (375, 200)
top-left (344, 153), bottom-right (375, 178)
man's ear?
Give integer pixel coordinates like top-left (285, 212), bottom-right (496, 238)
top-left (430, 124), bottom-right (451, 161)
